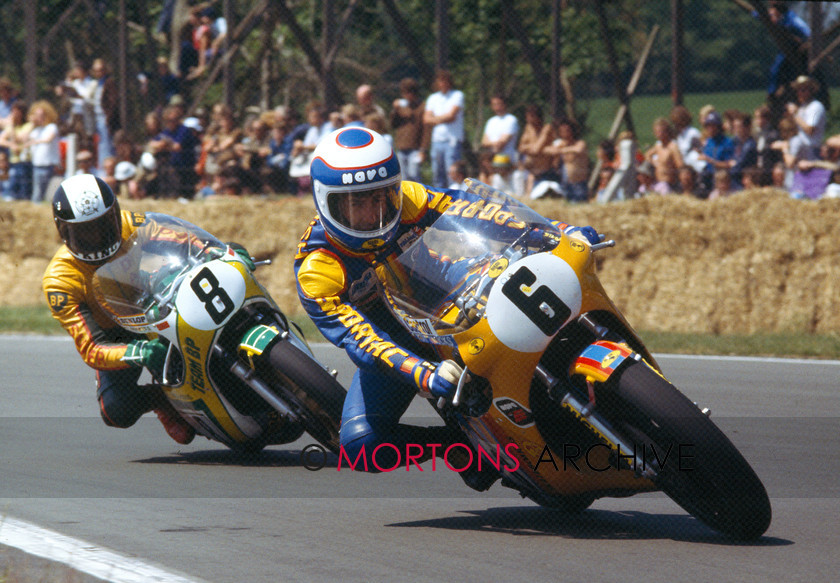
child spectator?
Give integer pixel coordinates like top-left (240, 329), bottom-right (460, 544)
top-left (741, 166), bottom-right (766, 190)
top-left (646, 117), bottom-right (683, 188)
top-left (490, 153), bottom-right (516, 195)
top-left (676, 165), bottom-right (707, 199)
top-left (0, 150), bottom-right (10, 200)
top-left (595, 166), bottom-right (615, 201)
top-left (447, 159), bottom-right (468, 190)
top-left (653, 166), bottom-right (678, 195)
top-left (635, 161), bottom-right (655, 197)
top-left (114, 161), bottom-right (141, 199)
top-left (771, 162), bottom-right (787, 190)
top-left (708, 168), bottom-right (737, 200)
top-left (74, 149), bottom-right (101, 177)
top-left (823, 170), bottom-right (840, 198)
top-left (101, 156), bottom-right (118, 192)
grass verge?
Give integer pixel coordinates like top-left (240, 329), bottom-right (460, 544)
top-left (3, 306), bottom-right (839, 359)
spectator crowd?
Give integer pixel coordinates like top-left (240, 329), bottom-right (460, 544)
top-left (0, 5), bottom-right (837, 204)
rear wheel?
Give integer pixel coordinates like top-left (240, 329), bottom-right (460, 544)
top-left (258, 339), bottom-right (346, 453)
top-left (603, 361), bottom-right (771, 540)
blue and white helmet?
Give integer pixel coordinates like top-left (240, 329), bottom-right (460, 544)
top-left (310, 127), bottom-right (402, 252)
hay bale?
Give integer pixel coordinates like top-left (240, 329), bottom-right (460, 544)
top-left (4, 188), bottom-right (840, 334)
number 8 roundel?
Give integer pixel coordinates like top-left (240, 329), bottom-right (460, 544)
top-left (485, 254), bottom-right (582, 353)
top-left (176, 262), bottom-right (247, 331)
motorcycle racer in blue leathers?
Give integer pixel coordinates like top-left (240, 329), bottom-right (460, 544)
top-left (293, 127), bottom-right (598, 489)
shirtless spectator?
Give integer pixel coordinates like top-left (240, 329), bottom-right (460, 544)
top-left (517, 105), bottom-right (558, 197)
top-left (645, 117), bottom-right (683, 186)
top-left (543, 118), bottom-right (590, 202)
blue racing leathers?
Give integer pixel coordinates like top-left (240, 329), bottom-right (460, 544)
top-left (294, 180), bottom-right (573, 470)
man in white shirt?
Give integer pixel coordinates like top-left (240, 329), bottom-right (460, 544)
top-left (481, 95), bottom-right (519, 162)
top-left (424, 70), bottom-right (464, 188)
top-left (787, 75), bottom-right (826, 160)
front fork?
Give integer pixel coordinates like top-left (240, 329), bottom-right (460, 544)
top-left (534, 324), bottom-right (659, 480)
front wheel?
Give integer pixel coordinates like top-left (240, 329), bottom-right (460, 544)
top-left (258, 339), bottom-right (346, 453)
top-left (603, 361), bottom-right (771, 540)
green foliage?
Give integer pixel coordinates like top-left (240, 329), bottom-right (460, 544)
top-left (0, 306), bottom-right (64, 335)
top-left (0, 0), bottom-right (836, 141)
top-left (583, 88), bottom-right (840, 153)
top-left (641, 330), bottom-right (840, 360)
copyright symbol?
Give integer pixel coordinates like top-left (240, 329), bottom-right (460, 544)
top-left (300, 444), bottom-right (327, 471)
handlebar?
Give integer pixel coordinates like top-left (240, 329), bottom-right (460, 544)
top-left (436, 365), bottom-right (472, 410)
top-left (590, 240), bottom-right (616, 252)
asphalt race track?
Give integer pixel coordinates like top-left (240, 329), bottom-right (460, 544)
top-left (1, 335), bottom-right (838, 582)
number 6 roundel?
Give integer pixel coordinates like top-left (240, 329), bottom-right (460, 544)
top-left (485, 254), bottom-right (582, 353)
top-left (176, 262), bottom-right (247, 331)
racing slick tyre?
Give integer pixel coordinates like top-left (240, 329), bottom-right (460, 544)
top-left (603, 360), bottom-right (771, 540)
top-left (259, 339), bottom-right (346, 454)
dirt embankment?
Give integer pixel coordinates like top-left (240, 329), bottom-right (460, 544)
top-left (4, 189), bottom-right (839, 334)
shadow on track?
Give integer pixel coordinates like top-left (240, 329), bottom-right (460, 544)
top-left (387, 506), bottom-right (793, 545)
top-left (133, 447), bottom-right (339, 468)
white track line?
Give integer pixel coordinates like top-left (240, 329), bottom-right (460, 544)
top-left (0, 516), bottom-right (207, 583)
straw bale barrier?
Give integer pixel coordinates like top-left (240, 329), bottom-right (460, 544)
top-left (3, 188), bottom-right (839, 334)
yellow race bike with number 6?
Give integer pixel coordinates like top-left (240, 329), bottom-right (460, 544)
top-left (377, 180), bottom-right (771, 540)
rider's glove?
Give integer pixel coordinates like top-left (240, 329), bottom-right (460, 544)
top-left (415, 359), bottom-right (468, 401)
top-left (227, 242), bottom-right (256, 271)
top-left (564, 225), bottom-right (602, 245)
top-left (123, 339), bottom-right (167, 378)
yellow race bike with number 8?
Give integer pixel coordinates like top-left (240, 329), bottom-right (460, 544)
top-left (93, 213), bottom-right (345, 453)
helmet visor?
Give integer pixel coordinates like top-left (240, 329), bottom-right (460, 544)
top-left (327, 184), bottom-right (400, 234)
top-left (58, 209), bottom-right (121, 263)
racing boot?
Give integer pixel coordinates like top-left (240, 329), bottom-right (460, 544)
top-left (154, 400), bottom-right (195, 445)
top-left (148, 386), bottom-right (195, 445)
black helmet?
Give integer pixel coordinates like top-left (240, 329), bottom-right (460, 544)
top-left (52, 174), bottom-right (122, 264)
